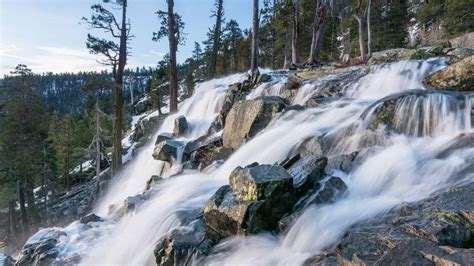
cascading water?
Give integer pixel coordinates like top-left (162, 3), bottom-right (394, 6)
top-left (24, 59), bottom-right (473, 265)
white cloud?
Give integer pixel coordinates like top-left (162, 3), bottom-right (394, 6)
top-left (1, 45), bottom-right (108, 76)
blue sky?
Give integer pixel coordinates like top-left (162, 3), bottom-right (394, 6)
top-left (0, 0), bottom-right (260, 76)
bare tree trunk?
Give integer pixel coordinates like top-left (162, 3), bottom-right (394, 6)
top-left (16, 180), bottom-right (28, 233)
top-left (167, 0), bottom-right (178, 112)
top-left (291, 0), bottom-right (300, 65)
top-left (306, 0), bottom-right (328, 65)
top-left (8, 199), bottom-right (17, 243)
top-left (367, 0), bottom-right (372, 59)
top-left (209, 0), bottom-right (224, 79)
top-left (112, 0), bottom-right (127, 172)
top-left (95, 101), bottom-right (101, 193)
top-left (250, 0), bottom-right (259, 80)
top-left (353, 0), bottom-right (366, 63)
top-left (283, 31), bottom-right (290, 68)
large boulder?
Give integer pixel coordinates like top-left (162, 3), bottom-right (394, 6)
top-left (223, 96), bottom-right (286, 149)
top-left (190, 136), bottom-right (232, 169)
top-left (203, 164), bottom-right (296, 241)
top-left (361, 89), bottom-right (466, 136)
top-left (424, 55), bottom-right (474, 91)
top-left (335, 182), bottom-right (474, 265)
top-left (16, 228), bottom-right (66, 265)
top-left (450, 32), bottom-right (474, 50)
top-left (367, 48), bottom-right (417, 65)
top-left (173, 115), bottom-right (188, 137)
top-left (155, 132), bottom-right (173, 145)
top-left (229, 164), bottom-right (294, 201)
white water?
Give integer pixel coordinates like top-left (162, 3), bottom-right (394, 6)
top-left (25, 59), bottom-right (473, 265)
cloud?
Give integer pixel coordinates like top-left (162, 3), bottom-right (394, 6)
top-left (0, 45), bottom-right (163, 77)
top-left (0, 45), bottom-right (108, 76)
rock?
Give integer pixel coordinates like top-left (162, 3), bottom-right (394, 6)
top-left (361, 89), bottom-right (466, 136)
top-left (299, 176), bottom-right (347, 209)
top-left (204, 164), bottom-right (296, 241)
top-left (215, 87), bottom-right (247, 130)
top-left (191, 136), bottom-right (232, 169)
top-left (257, 73), bottom-right (271, 83)
top-left (298, 136), bottom-right (324, 156)
top-left (16, 228), bottom-right (66, 265)
top-left (154, 216), bottom-right (209, 265)
top-left (304, 96), bottom-right (338, 108)
top-left (446, 47), bottom-right (474, 64)
top-left (153, 140), bottom-right (187, 163)
top-left (173, 115), bottom-right (188, 137)
top-left (335, 182), bottom-right (474, 265)
top-left (223, 96), bottom-right (286, 149)
top-left (155, 132), bottom-right (173, 145)
top-left (409, 49), bottom-right (437, 61)
top-left (282, 75), bottom-right (300, 91)
top-left (325, 151), bottom-right (359, 174)
top-left (424, 56), bottom-right (474, 91)
top-left (278, 211), bottom-right (302, 233)
top-left (287, 155), bottom-right (327, 196)
top-left (145, 175), bottom-right (163, 191)
top-left (279, 153), bottom-right (301, 169)
top-left (367, 48), bottom-right (417, 65)
top-left (437, 133), bottom-right (474, 159)
top-left (203, 185), bottom-right (255, 241)
top-left (124, 194), bottom-right (148, 211)
top-left (303, 252), bottom-right (338, 266)
top-left (0, 253), bottom-right (14, 266)
top-left (79, 213), bottom-right (102, 224)
top-left (450, 32), bottom-right (474, 50)
top-left (229, 164), bottom-right (294, 202)
top-left (132, 96), bottom-right (151, 115)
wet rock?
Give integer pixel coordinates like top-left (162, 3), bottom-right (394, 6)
top-left (124, 194), bottom-right (148, 211)
top-left (229, 164), bottom-right (294, 202)
top-left (304, 96), bottom-right (338, 108)
top-left (223, 96), bottom-right (286, 149)
top-left (0, 253), bottom-right (14, 266)
top-left (191, 136), bottom-right (232, 169)
top-left (79, 213), bottom-right (102, 224)
top-left (424, 55), bottom-right (474, 91)
top-left (287, 155), bottom-right (327, 196)
top-left (16, 228), bottom-right (66, 265)
top-left (215, 87), bottom-right (247, 130)
top-left (325, 151), bottom-right (359, 174)
top-left (361, 89), bottom-right (465, 136)
top-left (299, 176), bottom-right (347, 209)
top-left (203, 185), bottom-right (255, 240)
top-left (450, 32), bottom-right (474, 50)
top-left (279, 153), bottom-right (301, 169)
top-left (155, 132), bottom-right (173, 145)
top-left (446, 47), bottom-right (474, 64)
top-left (335, 182), bottom-right (474, 265)
top-left (257, 73), bottom-right (271, 83)
top-left (437, 133), bottom-right (474, 159)
top-left (154, 211), bottom-right (209, 265)
top-left (367, 48), bottom-right (417, 65)
top-left (173, 115), bottom-right (188, 137)
top-left (278, 211), bottom-right (302, 233)
top-left (282, 75), bottom-right (300, 91)
top-left (298, 136), bottom-right (324, 156)
top-left (303, 252), bottom-right (338, 266)
top-left (204, 164), bottom-right (296, 241)
top-left (153, 140), bottom-right (187, 163)
top-left (145, 175), bottom-right (163, 191)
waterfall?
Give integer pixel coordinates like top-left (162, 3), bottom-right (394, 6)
top-left (23, 59), bottom-right (473, 265)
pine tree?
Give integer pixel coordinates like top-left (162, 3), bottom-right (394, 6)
top-left (82, 0), bottom-right (131, 173)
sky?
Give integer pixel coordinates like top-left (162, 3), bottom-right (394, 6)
top-left (0, 0), bottom-right (260, 77)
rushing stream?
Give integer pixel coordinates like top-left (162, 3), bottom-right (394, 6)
top-left (24, 59), bottom-right (474, 265)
